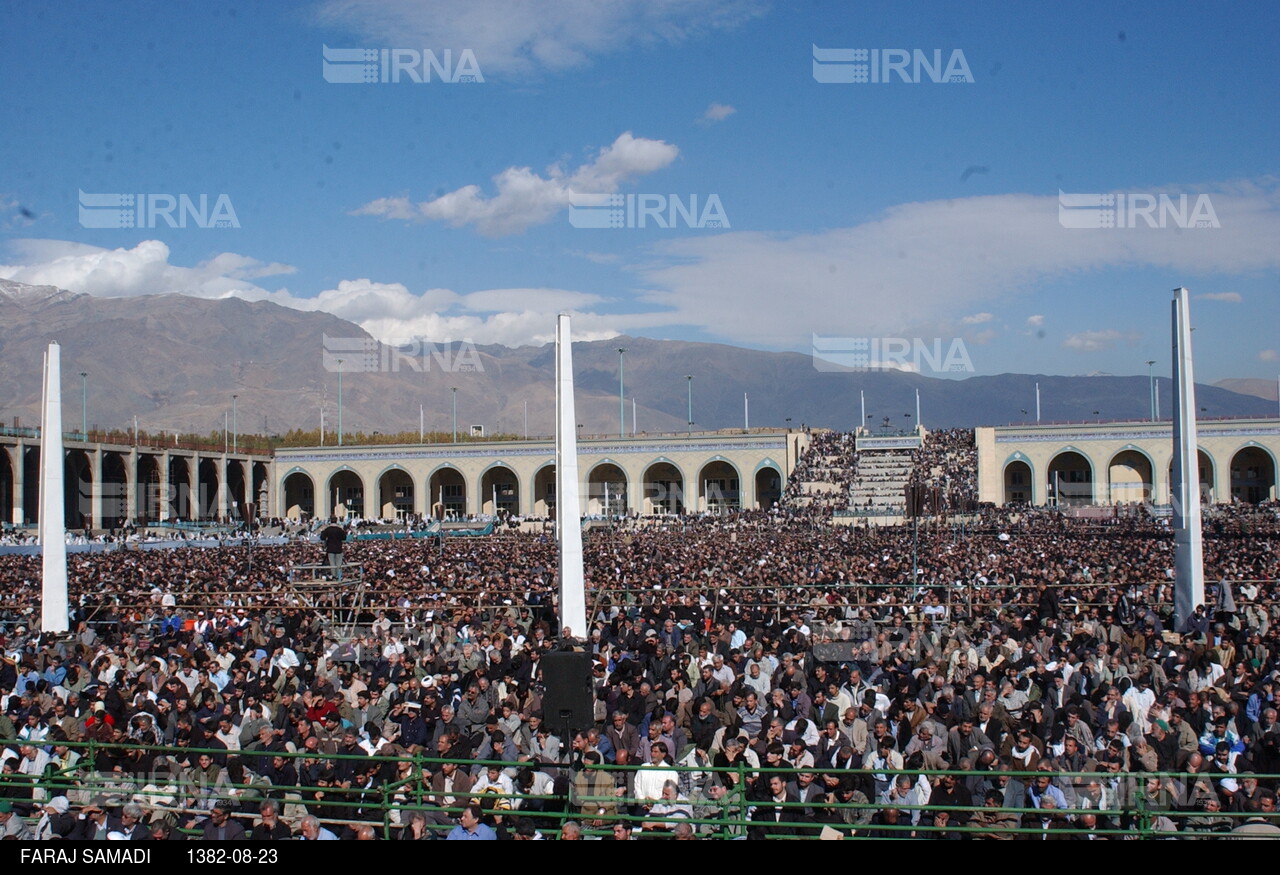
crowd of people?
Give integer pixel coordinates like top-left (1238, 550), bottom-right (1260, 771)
top-left (781, 430), bottom-right (857, 511)
top-left (907, 428), bottom-right (980, 515)
top-left (788, 430), bottom-right (857, 487)
top-left (0, 458), bottom-right (1278, 838)
top-left (780, 427), bottom-right (982, 517)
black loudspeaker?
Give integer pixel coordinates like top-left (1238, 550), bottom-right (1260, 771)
top-left (541, 651), bottom-right (596, 732)
top-left (812, 642), bottom-right (861, 663)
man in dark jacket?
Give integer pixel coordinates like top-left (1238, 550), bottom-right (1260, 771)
top-left (196, 800), bottom-right (247, 841)
top-left (749, 773), bottom-right (800, 839)
top-left (321, 523), bottom-right (346, 580)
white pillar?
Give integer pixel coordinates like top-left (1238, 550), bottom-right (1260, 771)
top-left (8, 444), bottom-right (22, 526)
top-left (89, 449), bottom-right (103, 530)
top-left (216, 455), bottom-right (229, 522)
top-left (1171, 287), bottom-right (1205, 630)
top-left (555, 314), bottom-right (587, 640)
top-left (158, 451), bottom-right (170, 522)
top-left (39, 343), bottom-right (69, 633)
top-left (125, 448), bottom-right (138, 523)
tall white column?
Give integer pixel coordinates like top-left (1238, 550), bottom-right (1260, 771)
top-left (89, 449), bottom-right (103, 529)
top-left (125, 448), bottom-right (138, 523)
top-left (39, 343), bottom-right (69, 633)
top-left (556, 314), bottom-right (587, 640)
top-left (216, 455), bottom-right (229, 521)
top-left (11, 442), bottom-right (24, 526)
top-left (158, 451), bottom-right (170, 522)
top-left (1171, 287), bottom-right (1205, 630)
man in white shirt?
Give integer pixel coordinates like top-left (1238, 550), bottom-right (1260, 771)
top-left (214, 715), bottom-right (242, 751)
top-left (1123, 676), bottom-right (1157, 734)
top-left (635, 742), bottom-right (679, 802)
top-left (472, 764), bottom-right (515, 797)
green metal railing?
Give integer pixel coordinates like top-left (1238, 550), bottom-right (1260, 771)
top-left (2, 738), bottom-right (1277, 839)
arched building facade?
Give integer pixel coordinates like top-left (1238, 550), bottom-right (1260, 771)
top-left (273, 431), bottom-right (804, 520)
top-left (976, 418), bottom-right (1280, 507)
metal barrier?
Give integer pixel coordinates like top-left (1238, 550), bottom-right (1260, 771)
top-left (2, 739), bottom-right (1277, 839)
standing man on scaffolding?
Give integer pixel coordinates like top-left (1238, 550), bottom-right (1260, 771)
top-left (322, 519), bottom-right (346, 581)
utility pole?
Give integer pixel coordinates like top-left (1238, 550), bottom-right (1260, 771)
top-left (686, 375), bottom-right (693, 438)
top-left (618, 347), bottom-right (626, 439)
top-left (1146, 360), bottom-right (1157, 422)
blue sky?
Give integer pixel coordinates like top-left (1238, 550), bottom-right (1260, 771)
top-left (2, 0), bottom-right (1278, 383)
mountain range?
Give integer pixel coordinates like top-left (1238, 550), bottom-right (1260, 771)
top-left (0, 278), bottom-right (1275, 438)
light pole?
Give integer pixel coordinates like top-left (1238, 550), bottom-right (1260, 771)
top-left (451, 387), bottom-right (458, 443)
top-left (686, 375), bottom-right (693, 438)
top-left (232, 394), bottom-right (238, 453)
top-left (618, 347), bottom-right (626, 439)
top-left (336, 360), bottom-right (344, 446)
top-left (79, 371), bottom-right (87, 436)
top-left (1146, 360), bottom-right (1156, 422)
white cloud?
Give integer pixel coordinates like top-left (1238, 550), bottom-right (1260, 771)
top-left (354, 132), bottom-right (679, 235)
top-left (350, 196), bottom-right (418, 221)
top-left (961, 312), bottom-right (993, 324)
top-left (699, 102), bottom-right (736, 123)
top-left (316, 0), bottom-right (769, 76)
top-left (1261, 349), bottom-right (1279, 362)
top-left (632, 182), bottom-right (1280, 346)
top-left (1063, 330), bottom-right (1137, 352)
top-left (865, 360), bottom-right (917, 373)
top-left (0, 239), bottom-right (621, 347)
top-left (7, 181), bottom-right (1279, 358)
top-left (301, 280), bottom-right (622, 346)
top-left (1196, 291), bottom-right (1243, 302)
top-left (0, 239), bottom-right (294, 299)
